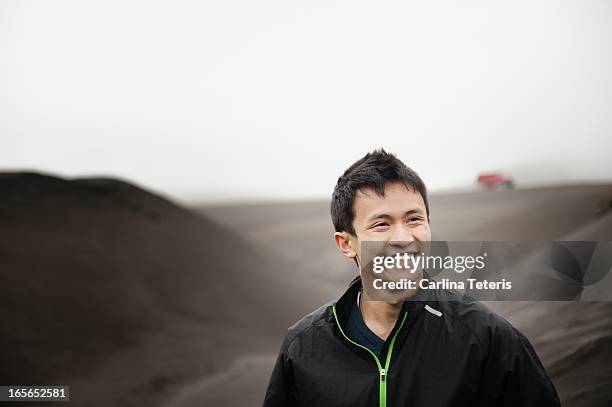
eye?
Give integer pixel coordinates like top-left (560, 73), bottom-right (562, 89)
top-left (407, 216), bottom-right (423, 223)
top-left (371, 222), bottom-right (390, 228)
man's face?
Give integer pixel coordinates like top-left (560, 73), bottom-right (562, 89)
top-left (348, 181), bottom-right (431, 262)
top-left (334, 181), bottom-right (431, 300)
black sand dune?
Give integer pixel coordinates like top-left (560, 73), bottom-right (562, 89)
top-left (0, 172), bottom-right (318, 406)
top-left (2, 173), bottom-right (612, 407)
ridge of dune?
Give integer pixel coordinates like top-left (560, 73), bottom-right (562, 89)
top-left (0, 172), bottom-right (318, 406)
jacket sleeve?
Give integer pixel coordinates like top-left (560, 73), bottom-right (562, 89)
top-left (479, 323), bottom-right (561, 407)
top-left (262, 333), bottom-right (299, 407)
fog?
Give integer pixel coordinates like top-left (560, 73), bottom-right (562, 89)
top-left (1, 0), bottom-right (611, 203)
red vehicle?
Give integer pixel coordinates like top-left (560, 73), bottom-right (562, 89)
top-left (477, 172), bottom-right (514, 190)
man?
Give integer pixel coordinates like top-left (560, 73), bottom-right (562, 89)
top-left (262, 149), bottom-right (560, 407)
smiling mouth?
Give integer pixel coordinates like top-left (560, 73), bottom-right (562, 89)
top-left (383, 250), bottom-right (419, 258)
top-left (383, 240), bottom-right (424, 255)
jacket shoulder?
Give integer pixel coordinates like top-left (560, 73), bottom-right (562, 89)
top-left (434, 290), bottom-right (522, 347)
top-left (283, 301), bottom-right (333, 348)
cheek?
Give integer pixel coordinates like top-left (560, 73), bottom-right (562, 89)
top-left (416, 224), bottom-right (432, 240)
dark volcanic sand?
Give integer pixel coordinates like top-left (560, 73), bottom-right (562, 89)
top-left (2, 173), bottom-right (611, 406)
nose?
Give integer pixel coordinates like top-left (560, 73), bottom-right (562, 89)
top-left (388, 225), bottom-right (417, 249)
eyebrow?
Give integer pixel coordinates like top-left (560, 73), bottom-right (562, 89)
top-left (366, 209), bottom-right (424, 223)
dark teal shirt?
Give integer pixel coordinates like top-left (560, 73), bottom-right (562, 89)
top-left (345, 291), bottom-right (385, 357)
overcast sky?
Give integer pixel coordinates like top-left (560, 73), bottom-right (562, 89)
top-left (2, 0), bottom-right (611, 203)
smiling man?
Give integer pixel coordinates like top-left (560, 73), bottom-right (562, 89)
top-left (262, 149), bottom-right (560, 407)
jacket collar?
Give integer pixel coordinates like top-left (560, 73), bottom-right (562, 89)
top-left (332, 275), bottom-right (429, 335)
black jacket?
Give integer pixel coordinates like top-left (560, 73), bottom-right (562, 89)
top-left (262, 276), bottom-right (560, 407)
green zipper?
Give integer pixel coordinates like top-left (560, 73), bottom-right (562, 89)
top-left (332, 305), bottom-right (408, 407)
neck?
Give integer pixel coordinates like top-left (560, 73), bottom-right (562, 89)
top-left (359, 289), bottom-right (404, 341)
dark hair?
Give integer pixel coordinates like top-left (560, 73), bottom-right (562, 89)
top-left (331, 148), bottom-right (429, 236)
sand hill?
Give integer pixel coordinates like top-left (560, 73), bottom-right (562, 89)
top-left (2, 172), bottom-right (611, 406)
top-left (0, 172), bottom-right (319, 406)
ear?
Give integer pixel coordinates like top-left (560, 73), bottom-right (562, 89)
top-left (334, 231), bottom-right (357, 259)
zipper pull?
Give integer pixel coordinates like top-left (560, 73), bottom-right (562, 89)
top-left (380, 369), bottom-right (386, 380)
